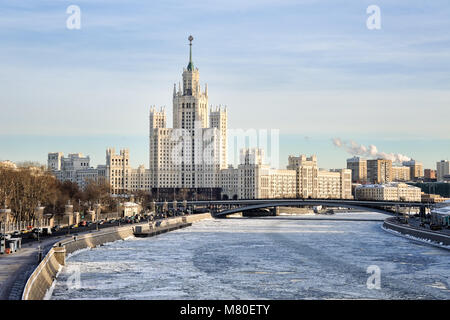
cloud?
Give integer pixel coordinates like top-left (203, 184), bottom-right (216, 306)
top-left (332, 138), bottom-right (411, 163)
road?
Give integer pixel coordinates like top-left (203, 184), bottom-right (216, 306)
top-left (0, 219), bottom-right (141, 300)
top-left (0, 215), bottom-right (186, 300)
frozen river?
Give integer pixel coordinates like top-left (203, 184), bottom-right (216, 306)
top-left (50, 212), bottom-right (450, 300)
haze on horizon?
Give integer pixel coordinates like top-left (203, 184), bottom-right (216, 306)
top-left (1, 0), bottom-right (449, 169)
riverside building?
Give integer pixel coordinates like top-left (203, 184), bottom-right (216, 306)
top-left (355, 182), bottom-right (421, 202)
top-left (287, 155), bottom-right (352, 199)
top-left (220, 149), bottom-right (296, 200)
top-left (49, 36), bottom-right (363, 201)
top-left (149, 36), bottom-right (227, 189)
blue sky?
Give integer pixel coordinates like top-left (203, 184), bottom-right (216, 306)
top-left (0, 0), bottom-right (449, 169)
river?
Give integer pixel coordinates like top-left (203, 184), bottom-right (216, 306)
top-left (49, 212), bottom-right (450, 300)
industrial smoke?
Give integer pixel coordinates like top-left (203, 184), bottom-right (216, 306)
top-left (332, 138), bottom-right (411, 163)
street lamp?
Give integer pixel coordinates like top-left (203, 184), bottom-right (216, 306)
top-left (37, 218), bottom-right (40, 243)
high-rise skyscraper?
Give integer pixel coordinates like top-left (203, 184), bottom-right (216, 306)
top-left (149, 36), bottom-right (227, 189)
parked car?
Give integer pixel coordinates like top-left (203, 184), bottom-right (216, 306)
top-left (52, 225), bottom-right (61, 232)
top-left (79, 221), bottom-right (87, 227)
top-left (42, 227), bottom-right (52, 235)
top-left (32, 227), bottom-right (42, 233)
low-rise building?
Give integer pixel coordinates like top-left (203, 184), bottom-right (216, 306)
top-left (355, 182), bottom-right (421, 202)
top-left (421, 193), bottom-right (450, 203)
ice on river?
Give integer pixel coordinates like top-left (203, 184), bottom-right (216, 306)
top-left (50, 212), bottom-right (450, 300)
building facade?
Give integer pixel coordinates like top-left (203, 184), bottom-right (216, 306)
top-left (367, 159), bottom-right (392, 184)
top-left (346, 157), bottom-right (367, 183)
top-left (149, 36), bottom-right (227, 189)
top-left (355, 183), bottom-right (421, 202)
top-left (48, 152), bottom-right (102, 190)
top-left (437, 160), bottom-right (450, 182)
top-left (220, 149), bottom-right (297, 200)
top-left (392, 166), bottom-right (411, 182)
top-left (402, 160), bottom-right (423, 180)
top-left (287, 154), bottom-right (352, 199)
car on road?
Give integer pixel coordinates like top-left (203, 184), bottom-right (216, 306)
top-left (41, 227), bottom-right (52, 235)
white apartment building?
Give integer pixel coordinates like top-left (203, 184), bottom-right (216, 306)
top-left (317, 169), bottom-right (352, 199)
top-left (106, 148), bottom-right (151, 195)
top-left (355, 183), bottom-right (421, 202)
top-left (48, 152), bottom-right (102, 189)
top-left (49, 149), bottom-right (150, 194)
top-left (287, 155), bottom-right (318, 198)
top-left (287, 155), bottom-right (352, 199)
top-left (220, 149), bottom-right (296, 199)
top-left (149, 36), bottom-right (227, 189)
top-left (437, 160), bottom-right (450, 182)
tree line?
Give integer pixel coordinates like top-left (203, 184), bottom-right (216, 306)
top-left (0, 166), bottom-right (114, 222)
top-left (0, 165), bottom-right (223, 222)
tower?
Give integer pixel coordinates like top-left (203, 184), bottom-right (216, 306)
top-left (173, 35), bottom-right (209, 129)
top-left (210, 105), bottom-right (228, 169)
top-left (149, 36), bottom-right (228, 189)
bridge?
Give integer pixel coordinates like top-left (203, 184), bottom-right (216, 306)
top-left (155, 199), bottom-right (430, 217)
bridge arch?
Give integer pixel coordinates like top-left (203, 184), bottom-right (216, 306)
top-left (214, 200), bottom-right (400, 217)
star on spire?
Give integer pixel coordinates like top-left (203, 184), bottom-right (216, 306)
top-left (187, 35), bottom-right (194, 71)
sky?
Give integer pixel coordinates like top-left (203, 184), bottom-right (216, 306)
top-left (0, 0), bottom-right (449, 169)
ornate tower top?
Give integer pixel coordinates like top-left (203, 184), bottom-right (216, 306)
top-left (187, 35), bottom-right (194, 71)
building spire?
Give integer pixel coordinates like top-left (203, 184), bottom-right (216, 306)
top-left (187, 35), bottom-right (194, 71)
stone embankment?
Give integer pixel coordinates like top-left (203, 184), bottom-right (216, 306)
top-left (383, 217), bottom-right (450, 247)
top-left (21, 213), bottom-right (211, 300)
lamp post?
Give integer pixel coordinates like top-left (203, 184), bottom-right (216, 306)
top-left (37, 218), bottom-right (40, 243)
